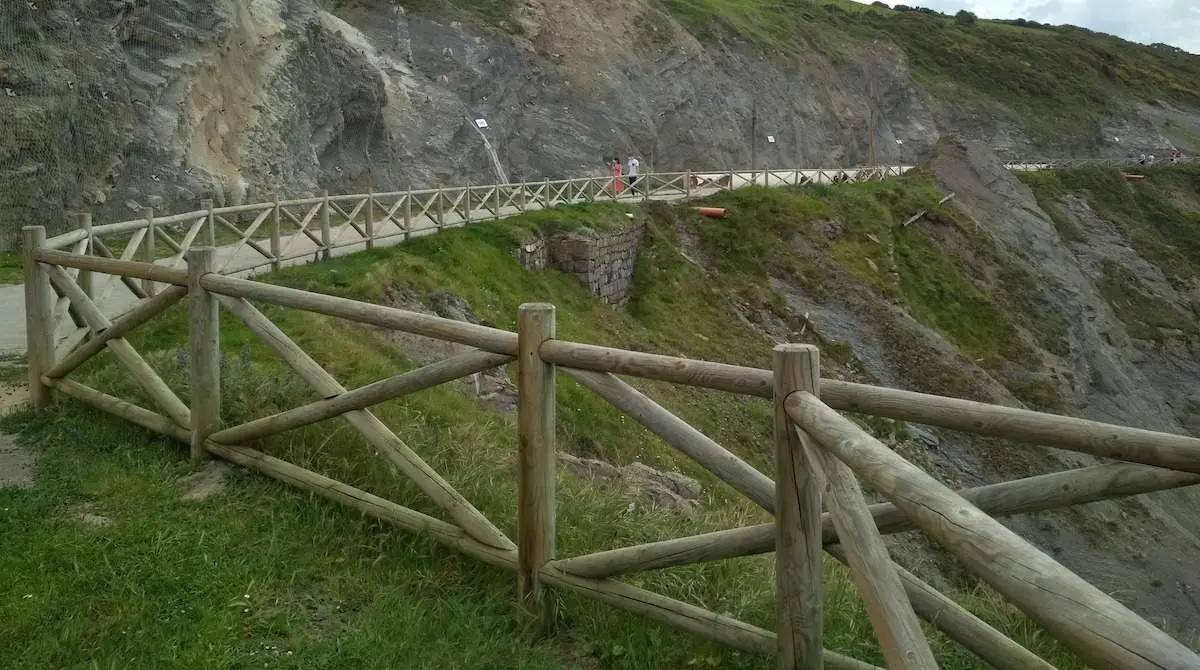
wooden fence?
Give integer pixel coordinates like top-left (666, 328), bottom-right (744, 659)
top-left (1002, 156), bottom-right (1197, 171)
top-left (22, 200), bottom-right (1200, 667)
top-left (35, 166), bottom-right (910, 286)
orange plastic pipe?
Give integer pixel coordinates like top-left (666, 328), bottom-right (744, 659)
top-left (694, 207), bottom-right (728, 219)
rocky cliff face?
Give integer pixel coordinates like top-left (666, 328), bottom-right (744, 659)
top-left (4, 0), bottom-right (1199, 246)
top-left (927, 144), bottom-right (1200, 636)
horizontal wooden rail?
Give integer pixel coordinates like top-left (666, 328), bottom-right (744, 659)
top-left (538, 567), bottom-right (881, 670)
top-left (38, 246), bottom-right (1200, 473)
top-left (199, 274), bottom-right (519, 354)
top-left (48, 374), bottom-right (878, 667)
top-left (787, 392), bottom-right (1200, 670)
top-left (36, 248), bottom-right (188, 286)
top-left (540, 340), bottom-right (768, 396)
top-left (550, 461), bottom-right (1199, 578)
top-left (541, 339), bottom-right (1200, 474)
top-left (824, 380), bottom-right (1200, 474)
top-left (49, 377), bottom-right (185, 440)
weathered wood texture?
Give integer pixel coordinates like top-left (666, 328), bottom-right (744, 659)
top-left (46, 286), bottom-right (187, 380)
top-left (772, 344), bottom-right (825, 669)
top-left (74, 213), bottom-right (94, 299)
top-left (219, 294), bottom-right (515, 552)
top-left (23, 227), bottom-right (55, 409)
top-left (36, 248), bottom-right (188, 286)
top-left (49, 377), bottom-right (188, 442)
top-left (870, 553), bottom-right (1055, 670)
top-left (538, 567), bottom-right (882, 670)
top-left (43, 263), bottom-right (191, 428)
top-left (188, 248), bottom-right (220, 461)
top-left (536, 339), bottom-right (1200, 473)
top-left (211, 349), bottom-right (513, 445)
top-left (518, 304), bottom-right (557, 616)
top-left (550, 459), bottom-right (1199, 580)
top-left (787, 392), bottom-right (1200, 670)
top-left (563, 367), bottom-right (775, 512)
top-left (800, 422), bottom-right (937, 669)
top-left (200, 273), bottom-right (518, 354)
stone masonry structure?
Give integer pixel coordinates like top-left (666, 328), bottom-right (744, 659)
top-left (515, 223), bottom-right (644, 309)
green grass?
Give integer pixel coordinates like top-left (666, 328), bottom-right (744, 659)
top-left (1097, 260), bottom-right (1197, 340)
top-left (0, 249), bottom-right (21, 285)
top-left (1016, 171), bottom-right (1087, 243)
top-left (0, 191), bottom-right (1092, 667)
top-left (1028, 165), bottom-right (1200, 285)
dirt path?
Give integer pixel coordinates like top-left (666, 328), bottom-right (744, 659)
top-left (0, 369), bottom-right (33, 489)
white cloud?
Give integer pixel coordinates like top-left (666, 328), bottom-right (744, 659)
top-left (857, 0), bottom-right (1200, 53)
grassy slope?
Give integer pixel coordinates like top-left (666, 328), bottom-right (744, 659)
top-left (0, 250), bottom-right (21, 285)
top-left (1017, 164), bottom-right (1200, 341)
top-left (1, 188), bottom-right (1091, 667)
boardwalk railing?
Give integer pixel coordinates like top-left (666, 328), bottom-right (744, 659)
top-left (1002, 155), bottom-right (1197, 171)
top-left (39, 166), bottom-right (909, 282)
top-left (22, 197), bottom-right (1200, 666)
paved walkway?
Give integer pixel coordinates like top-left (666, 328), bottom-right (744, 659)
top-left (0, 181), bottom-right (743, 354)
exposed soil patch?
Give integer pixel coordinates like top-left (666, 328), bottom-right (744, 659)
top-left (182, 461), bottom-right (231, 501)
top-left (559, 452), bottom-right (702, 518)
top-left (69, 502), bottom-right (113, 527)
top-left (0, 378), bottom-right (33, 490)
top-left (0, 433), bottom-right (35, 490)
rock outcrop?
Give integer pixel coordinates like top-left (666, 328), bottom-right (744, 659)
top-left (4, 0), bottom-right (1198, 245)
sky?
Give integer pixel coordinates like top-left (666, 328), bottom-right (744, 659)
top-left (859, 0), bottom-right (1200, 54)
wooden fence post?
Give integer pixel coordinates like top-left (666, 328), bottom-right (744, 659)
top-left (188, 247), bottom-right (219, 462)
top-left (685, 170), bottom-right (693, 198)
top-left (518, 183), bottom-right (527, 211)
top-left (493, 184), bottom-right (502, 220)
top-left (403, 190), bottom-right (412, 241)
top-left (518, 303), bottom-right (557, 624)
top-left (142, 208), bottom-right (157, 296)
top-left (270, 194), bottom-right (282, 272)
top-left (543, 178), bottom-right (551, 208)
top-left (365, 189), bottom-right (376, 250)
top-left (320, 190), bottom-right (332, 260)
top-left (464, 182), bottom-right (472, 224)
top-left (74, 212), bottom-right (93, 299)
top-left (436, 187), bottom-right (445, 231)
top-left (202, 198), bottom-right (216, 247)
top-left (22, 226), bottom-right (54, 409)
top-left (772, 343), bottom-right (824, 669)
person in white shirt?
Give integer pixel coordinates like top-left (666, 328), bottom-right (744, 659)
top-left (627, 156), bottom-right (640, 193)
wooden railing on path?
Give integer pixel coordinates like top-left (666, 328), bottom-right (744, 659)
top-left (39, 166), bottom-right (911, 287)
top-left (21, 218), bottom-right (1200, 668)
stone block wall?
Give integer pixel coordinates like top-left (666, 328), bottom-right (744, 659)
top-left (515, 237), bottom-right (548, 270)
top-left (515, 223), bottom-right (644, 309)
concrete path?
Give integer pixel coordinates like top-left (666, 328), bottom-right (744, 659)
top-left (0, 183), bottom-right (735, 354)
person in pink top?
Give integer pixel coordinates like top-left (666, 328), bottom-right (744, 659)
top-left (610, 157), bottom-right (625, 194)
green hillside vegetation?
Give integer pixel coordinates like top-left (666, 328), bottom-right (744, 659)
top-left (1, 176), bottom-right (1093, 667)
top-left (1017, 163), bottom-right (1200, 341)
